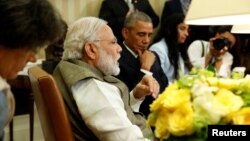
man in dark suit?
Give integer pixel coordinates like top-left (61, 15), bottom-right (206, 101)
top-left (116, 11), bottom-right (168, 117)
top-left (99, 0), bottom-right (159, 43)
top-left (161, 0), bottom-right (190, 22)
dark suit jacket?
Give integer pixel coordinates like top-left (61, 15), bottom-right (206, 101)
top-left (99, 0), bottom-right (159, 43)
top-left (116, 43), bottom-right (168, 117)
top-left (161, 0), bottom-right (183, 24)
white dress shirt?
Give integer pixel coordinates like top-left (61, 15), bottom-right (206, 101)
top-left (71, 78), bottom-right (150, 141)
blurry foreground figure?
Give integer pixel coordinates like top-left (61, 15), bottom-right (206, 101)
top-left (0, 0), bottom-right (65, 140)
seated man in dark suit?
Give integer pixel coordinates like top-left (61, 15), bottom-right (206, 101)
top-left (116, 11), bottom-right (168, 117)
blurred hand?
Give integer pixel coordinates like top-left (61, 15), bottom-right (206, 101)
top-left (138, 50), bottom-right (155, 70)
top-left (133, 75), bottom-right (159, 100)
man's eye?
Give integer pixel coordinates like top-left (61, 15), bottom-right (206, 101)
top-left (138, 33), bottom-right (145, 37)
top-left (111, 38), bottom-right (117, 44)
top-left (111, 41), bottom-right (117, 44)
top-left (180, 27), bottom-right (186, 30)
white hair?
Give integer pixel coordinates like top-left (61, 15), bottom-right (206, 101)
top-left (62, 17), bottom-right (107, 60)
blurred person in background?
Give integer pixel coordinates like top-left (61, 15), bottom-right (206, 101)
top-left (43, 20), bottom-right (68, 74)
top-left (150, 13), bottom-right (192, 83)
top-left (161, 0), bottom-right (191, 21)
top-left (187, 26), bottom-right (237, 78)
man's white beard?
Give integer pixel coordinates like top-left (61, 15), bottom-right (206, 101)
top-left (96, 48), bottom-right (120, 76)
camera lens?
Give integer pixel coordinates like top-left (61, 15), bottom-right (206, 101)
top-left (213, 37), bottom-right (231, 50)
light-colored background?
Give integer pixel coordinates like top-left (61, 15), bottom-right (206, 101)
top-left (37, 0), bottom-right (167, 58)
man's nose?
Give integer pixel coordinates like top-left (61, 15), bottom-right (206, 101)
top-left (143, 35), bottom-right (151, 43)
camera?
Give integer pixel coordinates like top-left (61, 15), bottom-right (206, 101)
top-left (212, 37), bottom-right (231, 50)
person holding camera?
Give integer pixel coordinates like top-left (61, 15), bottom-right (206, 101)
top-left (187, 26), bottom-right (236, 78)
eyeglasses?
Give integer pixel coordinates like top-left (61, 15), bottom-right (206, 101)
top-left (93, 38), bottom-right (118, 45)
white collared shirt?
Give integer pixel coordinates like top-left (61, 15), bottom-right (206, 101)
top-left (71, 78), bottom-right (150, 141)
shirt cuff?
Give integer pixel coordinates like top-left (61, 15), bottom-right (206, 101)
top-left (129, 90), bottom-right (143, 112)
top-left (140, 69), bottom-right (153, 76)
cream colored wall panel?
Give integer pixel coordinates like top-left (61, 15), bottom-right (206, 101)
top-left (149, 0), bottom-right (166, 18)
top-left (49, 0), bottom-right (103, 24)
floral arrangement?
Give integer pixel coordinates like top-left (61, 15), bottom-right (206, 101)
top-left (147, 68), bottom-right (250, 141)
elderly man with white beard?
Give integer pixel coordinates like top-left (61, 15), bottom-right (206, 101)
top-left (53, 17), bottom-right (159, 141)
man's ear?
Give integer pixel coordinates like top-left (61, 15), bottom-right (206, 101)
top-left (83, 42), bottom-right (97, 60)
top-left (122, 28), bottom-right (129, 40)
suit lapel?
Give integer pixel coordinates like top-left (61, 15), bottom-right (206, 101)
top-left (119, 43), bottom-right (140, 69)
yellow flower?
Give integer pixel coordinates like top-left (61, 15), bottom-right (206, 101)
top-left (147, 112), bottom-right (157, 127)
top-left (149, 93), bottom-right (167, 112)
top-left (229, 107), bottom-right (250, 125)
top-left (215, 88), bottom-right (244, 114)
top-left (207, 77), bottom-right (240, 90)
top-left (167, 102), bottom-right (194, 136)
top-left (218, 78), bottom-right (240, 90)
top-left (148, 83), bottom-right (192, 139)
top-left (165, 81), bottom-right (179, 90)
top-left (149, 83), bottom-right (179, 112)
top-left (206, 77), bottom-right (219, 86)
top-left (150, 83), bottom-right (190, 112)
top-left (147, 68), bottom-right (250, 140)
top-left (154, 109), bottom-right (171, 139)
top-left (162, 88), bottom-right (191, 111)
